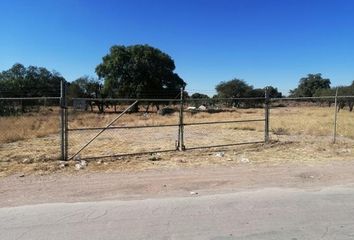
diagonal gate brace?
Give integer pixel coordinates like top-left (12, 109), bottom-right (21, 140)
top-left (69, 100), bottom-right (139, 160)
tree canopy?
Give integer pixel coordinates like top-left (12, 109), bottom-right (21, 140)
top-left (0, 63), bottom-right (64, 97)
top-left (190, 93), bottom-right (210, 99)
top-left (290, 73), bottom-right (331, 97)
top-left (215, 79), bottom-right (253, 98)
top-left (215, 78), bottom-right (282, 98)
top-left (96, 44), bottom-right (186, 99)
top-left (67, 76), bottom-right (102, 99)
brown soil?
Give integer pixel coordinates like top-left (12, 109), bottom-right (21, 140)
top-left (2, 159), bottom-right (354, 208)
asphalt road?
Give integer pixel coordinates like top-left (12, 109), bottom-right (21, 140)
top-left (1, 186), bottom-right (354, 240)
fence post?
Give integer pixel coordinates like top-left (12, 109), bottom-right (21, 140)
top-left (64, 83), bottom-right (68, 161)
top-left (178, 87), bottom-right (185, 151)
top-left (264, 87), bottom-right (270, 143)
top-left (60, 79), bottom-right (68, 161)
top-left (60, 79), bottom-right (65, 160)
top-left (333, 88), bottom-right (338, 144)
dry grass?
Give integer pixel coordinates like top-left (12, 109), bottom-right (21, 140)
top-left (2, 106), bottom-right (352, 145)
top-left (270, 107), bottom-right (354, 138)
top-left (0, 106), bottom-right (353, 147)
top-left (0, 109), bottom-right (60, 144)
top-left (0, 105), bottom-right (353, 177)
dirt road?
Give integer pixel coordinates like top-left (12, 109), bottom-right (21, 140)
top-left (1, 160), bottom-right (354, 207)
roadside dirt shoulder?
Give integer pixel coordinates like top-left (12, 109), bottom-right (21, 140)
top-left (1, 160), bottom-right (354, 207)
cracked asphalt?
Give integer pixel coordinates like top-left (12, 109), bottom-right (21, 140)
top-left (1, 186), bottom-right (354, 240)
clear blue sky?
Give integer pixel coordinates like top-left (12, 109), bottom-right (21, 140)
top-left (1, 0), bottom-right (354, 95)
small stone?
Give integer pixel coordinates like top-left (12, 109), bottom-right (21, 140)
top-left (18, 173), bottom-right (25, 178)
top-left (75, 163), bottom-right (83, 170)
top-left (59, 160), bottom-right (68, 169)
top-left (96, 160), bottom-right (103, 164)
top-left (22, 158), bottom-right (32, 164)
top-left (80, 160), bottom-right (88, 167)
top-left (179, 159), bottom-right (187, 163)
top-left (190, 191), bottom-right (198, 195)
top-left (59, 161), bottom-right (68, 166)
top-left (103, 162), bottom-right (108, 166)
top-left (240, 156), bottom-right (249, 163)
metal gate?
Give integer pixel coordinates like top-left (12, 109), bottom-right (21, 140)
top-left (61, 90), bottom-right (269, 160)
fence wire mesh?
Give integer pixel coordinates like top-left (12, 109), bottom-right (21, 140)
top-left (335, 96), bottom-right (354, 141)
top-left (67, 99), bottom-right (180, 159)
top-left (1, 95), bottom-right (353, 162)
top-left (0, 98), bottom-right (61, 162)
top-left (269, 97), bottom-right (354, 144)
top-left (183, 98), bottom-right (266, 149)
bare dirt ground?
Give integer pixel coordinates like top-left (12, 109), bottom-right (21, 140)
top-left (2, 158), bottom-right (354, 208)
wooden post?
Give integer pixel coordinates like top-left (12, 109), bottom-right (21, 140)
top-left (333, 88), bottom-right (338, 144)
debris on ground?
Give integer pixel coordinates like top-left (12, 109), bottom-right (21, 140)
top-left (215, 152), bottom-right (225, 157)
top-left (148, 153), bottom-right (161, 161)
top-left (59, 161), bottom-right (69, 169)
top-left (239, 155), bottom-right (250, 163)
top-left (80, 160), bottom-right (88, 167)
top-left (75, 163), bottom-right (83, 170)
top-left (22, 158), bottom-right (32, 164)
top-left (190, 191), bottom-right (199, 195)
top-left (75, 160), bottom-right (88, 170)
top-left (96, 160), bottom-right (103, 164)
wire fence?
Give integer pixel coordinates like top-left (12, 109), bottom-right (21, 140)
top-left (0, 89), bottom-right (353, 162)
top-left (0, 97), bottom-right (61, 162)
top-left (67, 99), bottom-right (181, 160)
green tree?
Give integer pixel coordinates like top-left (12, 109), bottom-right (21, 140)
top-left (67, 76), bottom-right (105, 112)
top-left (190, 93), bottom-right (210, 107)
top-left (0, 63), bottom-right (64, 115)
top-left (0, 63), bottom-right (63, 98)
top-left (290, 73), bottom-right (331, 97)
top-left (68, 76), bottom-right (102, 98)
top-left (96, 44), bottom-right (186, 100)
top-left (190, 93), bottom-right (209, 99)
top-left (215, 79), bottom-right (252, 98)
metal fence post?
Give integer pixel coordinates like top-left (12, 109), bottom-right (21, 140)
top-left (60, 79), bottom-right (68, 161)
top-left (333, 88), bottom-right (338, 144)
top-left (178, 87), bottom-right (185, 151)
top-left (264, 87), bottom-right (270, 143)
top-left (64, 82), bottom-right (68, 161)
top-left (60, 79), bottom-right (65, 160)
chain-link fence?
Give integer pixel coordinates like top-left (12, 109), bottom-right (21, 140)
top-left (67, 99), bottom-right (181, 160)
top-left (269, 96), bottom-right (354, 144)
top-left (0, 97), bottom-right (61, 162)
top-left (183, 98), bottom-right (266, 149)
top-left (1, 93), bottom-right (353, 162)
